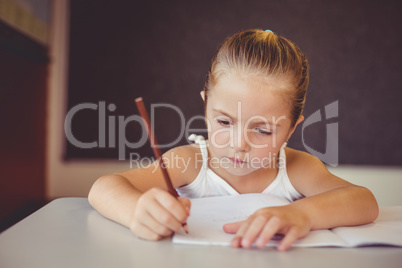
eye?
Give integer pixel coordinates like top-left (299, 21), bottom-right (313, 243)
top-left (255, 128), bottom-right (272, 135)
top-left (216, 119), bottom-right (232, 126)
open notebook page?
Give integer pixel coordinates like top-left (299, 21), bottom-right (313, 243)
top-left (173, 194), bottom-right (346, 247)
top-left (173, 194), bottom-right (402, 248)
top-left (331, 206), bottom-right (402, 247)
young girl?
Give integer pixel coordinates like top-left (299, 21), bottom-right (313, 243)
top-left (88, 29), bottom-right (379, 251)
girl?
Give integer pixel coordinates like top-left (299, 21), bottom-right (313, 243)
top-left (88, 29), bottom-right (379, 251)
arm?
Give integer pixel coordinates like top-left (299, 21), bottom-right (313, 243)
top-left (224, 149), bottom-right (379, 251)
top-left (88, 173), bottom-right (142, 228)
top-left (88, 145), bottom-right (200, 240)
top-left (287, 149), bottom-right (378, 229)
top-left (290, 184), bottom-right (378, 230)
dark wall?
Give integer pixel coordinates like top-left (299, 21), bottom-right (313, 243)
top-left (66, 0), bottom-right (402, 166)
top-left (0, 22), bottom-right (47, 230)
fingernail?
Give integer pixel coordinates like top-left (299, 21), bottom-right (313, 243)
top-left (232, 237), bottom-right (241, 247)
top-left (241, 238), bottom-right (250, 248)
top-left (278, 244), bottom-right (286, 251)
top-left (256, 237), bottom-right (264, 247)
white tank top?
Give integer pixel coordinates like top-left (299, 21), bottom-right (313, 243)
top-left (176, 135), bottom-right (304, 202)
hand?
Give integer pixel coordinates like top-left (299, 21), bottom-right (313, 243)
top-left (223, 205), bottom-right (311, 251)
top-left (129, 187), bottom-right (191, 240)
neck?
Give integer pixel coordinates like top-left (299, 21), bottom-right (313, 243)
top-left (208, 156), bottom-right (279, 194)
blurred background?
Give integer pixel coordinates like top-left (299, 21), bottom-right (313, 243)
top-left (1, 0), bottom-right (401, 232)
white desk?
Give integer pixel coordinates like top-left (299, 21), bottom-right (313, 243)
top-left (0, 198), bottom-right (401, 268)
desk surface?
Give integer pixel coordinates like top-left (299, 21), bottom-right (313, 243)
top-left (0, 198), bottom-right (401, 268)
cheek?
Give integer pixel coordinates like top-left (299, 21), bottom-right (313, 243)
top-left (215, 130), bottom-right (230, 144)
top-left (246, 133), bottom-right (276, 149)
top-left (247, 134), bottom-right (269, 147)
top-left (253, 146), bottom-right (276, 158)
top-left (248, 134), bottom-right (287, 156)
top-left (209, 125), bottom-right (231, 147)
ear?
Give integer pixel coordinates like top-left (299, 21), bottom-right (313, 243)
top-left (200, 90), bottom-right (206, 102)
top-left (287, 115), bottom-right (304, 141)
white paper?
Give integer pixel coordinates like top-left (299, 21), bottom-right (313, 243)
top-left (173, 194), bottom-right (402, 248)
top-left (332, 207), bottom-right (402, 247)
top-left (173, 194), bottom-right (289, 246)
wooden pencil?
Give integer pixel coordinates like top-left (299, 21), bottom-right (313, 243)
top-left (135, 97), bottom-right (188, 234)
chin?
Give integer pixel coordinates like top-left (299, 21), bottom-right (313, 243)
top-left (224, 167), bottom-right (259, 176)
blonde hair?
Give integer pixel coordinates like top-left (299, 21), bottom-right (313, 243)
top-left (204, 29), bottom-right (309, 126)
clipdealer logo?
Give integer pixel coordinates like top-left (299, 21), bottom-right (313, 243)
top-left (64, 100), bottom-right (339, 166)
top-left (301, 101), bottom-right (339, 167)
top-left (64, 102), bottom-right (205, 160)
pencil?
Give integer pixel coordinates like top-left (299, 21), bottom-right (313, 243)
top-left (135, 97), bottom-right (189, 234)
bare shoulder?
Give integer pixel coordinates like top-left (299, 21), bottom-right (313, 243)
top-left (117, 144), bottom-right (203, 192)
top-left (284, 147), bottom-right (352, 196)
top-left (285, 147), bottom-right (326, 176)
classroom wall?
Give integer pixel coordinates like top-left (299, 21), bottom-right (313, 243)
top-left (46, 0), bottom-right (402, 206)
top-left (65, 0), bottom-right (402, 166)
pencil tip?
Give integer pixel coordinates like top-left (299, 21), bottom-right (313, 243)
top-left (135, 97), bottom-right (143, 102)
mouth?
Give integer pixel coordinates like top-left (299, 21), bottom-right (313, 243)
top-left (228, 157), bottom-right (247, 164)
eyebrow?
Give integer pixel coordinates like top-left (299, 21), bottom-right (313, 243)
top-left (212, 108), bottom-right (280, 127)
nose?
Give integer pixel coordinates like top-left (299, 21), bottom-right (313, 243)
top-left (230, 126), bottom-right (250, 152)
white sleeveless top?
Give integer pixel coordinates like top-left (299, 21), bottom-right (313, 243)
top-left (176, 135), bottom-right (304, 202)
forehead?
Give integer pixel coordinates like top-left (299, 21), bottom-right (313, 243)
top-left (207, 75), bottom-right (292, 124)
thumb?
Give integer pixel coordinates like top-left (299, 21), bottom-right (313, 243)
top-left (178, 197), bottom-right (191, 215)
top-left (223, 221), bottom-right (245, 234)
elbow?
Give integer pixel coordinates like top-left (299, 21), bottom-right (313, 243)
top-left (367, 202), bottom-right (379, 224)
top-left (88, 178), bottom-right (98, 207)
top-left (88, 185), bottom-right (95, 207)
top-left (370, 200), bottom-right (380, 223)
top-left (362, 186), bottom-right (379, 223)
top-left (88, 175), bottom-right (108, 208)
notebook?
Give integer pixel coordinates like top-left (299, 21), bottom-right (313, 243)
top-left (172, 193), bottom-right (402, 248)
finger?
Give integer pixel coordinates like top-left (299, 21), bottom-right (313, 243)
top-left (141, 210), bottom-right (175, 237)
top-left (241, 215), bottom-right (268, 248)
top-left (231, 220), bottom-right (251, 248)
top-left (155, 192), bottom-right (189, 224)
top-left (231, 236), bottom-right (242, 248)
top-left (147, 197), bottom-right (183, 232)
top-left (178, 197), bottom-right (191, 216)
top-left (223, 221), bottom-right (244, 234)
top-left (223, 221), bottom-right (246, 248)
top-left (256, 216), bottom-right (281, 248)
top-left (131, 221), bottom-right (162, 241)
top-left (278, 227), bottom-right (300, 251)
